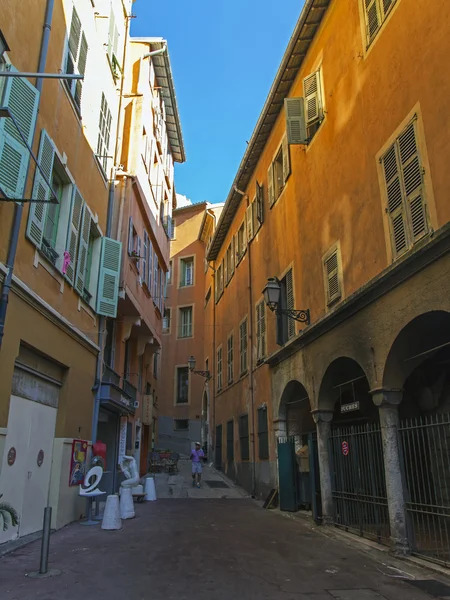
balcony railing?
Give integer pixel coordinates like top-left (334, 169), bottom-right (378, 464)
top-left (103, 364), bottom-right (121, 387)
top-left (122, 378), bottom-right (137, 403)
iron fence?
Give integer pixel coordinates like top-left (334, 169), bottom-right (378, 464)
top-left (399, 413), bottom-right (450, 566)
top-left (329, 423), bottom-right (390, 543)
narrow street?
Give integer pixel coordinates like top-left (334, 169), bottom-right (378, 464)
top-left (1, 463), bottom-right (448, 600)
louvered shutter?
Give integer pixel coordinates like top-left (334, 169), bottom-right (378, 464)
top-left (65, 188), bottom-right (84, 284)
top-left (26, 130), bottom-right (55, 247)
top-left (153, 250), bottom-right (158, 296)
top-left (285, 98), bottom-right (307, 145)
top-left (74, 33), bottom-right (88, 109)
top-left (75, 204), bottom-right (91, 294)
top-left (224, 250), bottom-right (228, 284)
top-left (143, 231), bottom-right (148, 285)
top-left (220, 259), bottom-right (224, 293)
top-left (282, 135), bottom-right (291, 184)
top-left (365, 0), bottom-right (380, 41)
top-left (234, 233), bottom-right (239, 263)
top-left (231, 236), bottom-right (235, 274)
top-left (136, 236), bottom-right (141, 273)
top-left (128, 216), bottom-right (133, 254)
top-left (303, 71), bottom-right (322, 125)
top-left (398, 121), bottom-right (427, 243)
top-left (68, 8), bottom-right (82, 59)
top-left (107, 9), bottom-right (115, 60)
top-left (148, 239), bottom-right (153, 289)
top-left (267, 163), bottom-right (275, 207)
top-left (246, 204), bottom-right (254, 241)
top-left (382, 0), bottom-right (395, 15)
top-left (325, 250), bottom-right (341, 304)
top-left (96, 237), bottom-right (122, 317)
top-left (0, 72), bottom-right (39, 200)
top-left (285, 269), bottom-right (295, 339)
top-left (382, 144), bottom-right (408, 257)
top-left (256, 181), bottom-right (264, 224)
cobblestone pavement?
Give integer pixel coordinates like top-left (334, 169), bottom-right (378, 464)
top-left (1, 469), bottom-right (449, 600)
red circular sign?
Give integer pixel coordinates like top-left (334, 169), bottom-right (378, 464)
top-left (342, 441), bottom-right (349, 456)
top-left (7, 447), bottom-right (16, 466)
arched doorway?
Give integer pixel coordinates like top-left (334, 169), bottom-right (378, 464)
top-left (318, 357), bottom-right (390, 543)
top-left (277, 381), bottom-right (320, 518)
top-left (384, 310), bottom-right (450, 564)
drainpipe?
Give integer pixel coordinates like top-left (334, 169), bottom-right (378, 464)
top-left (91, 7), bottom-right (131, 446)
top-left (0, 0), bottom-right (54, 350)
top-left (234, 186), bottom-right (256, 498)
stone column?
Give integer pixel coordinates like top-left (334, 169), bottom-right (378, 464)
top-left (371, 388), bottom-right (409, 555)
top-left (312, 410), bottom-right (334, 525)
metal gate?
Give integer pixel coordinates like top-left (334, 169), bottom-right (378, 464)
top-left (399, 413), bottom-right (450, 566)
top-left (215, 424), bottom-right (222, 470)
top-left (329, 423), bottom-right (390, 543)
top-left (277, 433), bottom-right (321, 521)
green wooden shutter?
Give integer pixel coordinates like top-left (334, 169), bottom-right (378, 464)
top-left (267, 163), bottom-right (275, 207)
top-left (68, 8), bottom-right (82, 60)
top-left (96, 237), bottom-right (122, 317)
top-left (382, 143), bottom-right (408, 257)
top-left (0, 72), bottom-right (39, 200)
top-left (286, 269), bottom-right (295, 339)
top-left (303, 71), bottom-right (322, 125)
top-left (65, 187), bottom-right (84, 284)
top-left (282, 134), bottom-right (291, 184)
top-left (75, 204), bottom-right (91, 294)
top-left (398, 121), bottom-right (427, 243)
top-left (285, 98), bottom-right (307, 145)
top-left (26, 130), bottom-right (55, 247)
top-left (74, 33), bottom-right (88, 108)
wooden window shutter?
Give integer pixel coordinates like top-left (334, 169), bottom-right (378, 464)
top-left (382, 0), bottom-right (395, 15)
top-left (324, 249), bottom-right (341, 304)
top-left (128, 216), bottom-right (134, 254)
top-left (285, 98), bottom-right (307, 145)
top-left (0, 72), bottom-right (40, 200)
top-left (75, 33), bottom-right (88, 107)
top-left (398, 121), bottom-right (427, 243)
top-left (382, 144), bottom-right (408, 257)
top-left (234, 233), bottom-right (239, 263)
top-left (68, 8), bottom-right (82, 60)
top-left (364, 0), bottom-right (380, 41)
top-left (143, 231), bottom-right (148, 285)
top-left (231, 236), bottom-right (235, 274)
top-left (282, 134), bottom-right (291, 184)
top-left (148, 239), bottom-right (153, 289)
top-left (26, 130), bottom-right (55, 247)
top-left (136, 236), bottom-right (141, 274)
top-left (267, 163), bottom-right (275, 207)
top-left (107, 9), bottom-right (116, 60)
top-left (256, 181), bottom-right (264, 224)
top-left (224, 250), bottom-right (228, 284)
top-left (96, 237), bottom-right (122, 317)
top-left (303, 71), bottom-right (322, 125)
top-left (65, 187), bottom-right (84, 284)
top-left (220, 259), bottom-right (224, 292)
top-left (153, 249), bottom-right (158, 297)
top-left (286, 269), bottom-right (295, 339)
top-left (246, 204), bottom-right (254, 241)
top-left (75, 204), bottom-right (91, 295)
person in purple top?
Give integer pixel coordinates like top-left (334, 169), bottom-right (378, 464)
top-left (190, 442), bottom-right (205, 488)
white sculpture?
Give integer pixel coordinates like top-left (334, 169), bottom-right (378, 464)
top-left (79, 466), bottom-right (105, 497)
top-left (119, 455), bottom-right (140, 519)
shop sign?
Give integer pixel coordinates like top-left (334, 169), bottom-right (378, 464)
top-left (119, 395), bottom-right (133, 410)
top-left (341, 401), bottom-right (359, 414)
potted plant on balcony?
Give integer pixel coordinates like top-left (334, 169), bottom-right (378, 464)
top-left (0, 495), bottom-right (18, 531)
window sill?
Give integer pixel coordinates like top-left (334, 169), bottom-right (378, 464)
top-left (78, 295), bottom-right (96, 321)
top-left (33, 249), bottom-right (65, 294)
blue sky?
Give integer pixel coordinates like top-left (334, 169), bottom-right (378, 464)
top-left (131, 1), bottom-right (304, 204)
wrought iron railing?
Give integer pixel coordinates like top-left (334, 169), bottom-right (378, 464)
top-left (102, 364), bottom-right (120, 387)
top-left (122, 378), bottom-right (137, 402)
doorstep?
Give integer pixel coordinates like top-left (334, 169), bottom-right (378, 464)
top-left (277, 509), bottom-right (450, 582)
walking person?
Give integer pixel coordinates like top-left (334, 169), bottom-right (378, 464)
top-left (190, 442), bottom-right (204, 488)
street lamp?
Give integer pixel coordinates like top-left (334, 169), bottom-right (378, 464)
top-left (262, 277), bottom-right (310, 325)
top-left (188, 356), bottom-right (211, 381)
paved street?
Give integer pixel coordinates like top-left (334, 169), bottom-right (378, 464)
top-left (1, 463), bottom-right (449, 600)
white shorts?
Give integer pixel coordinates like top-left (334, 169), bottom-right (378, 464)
top-left (192, 462), bottom-right (202, 474)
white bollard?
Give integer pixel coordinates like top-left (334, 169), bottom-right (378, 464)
top-left (101, 495), bottom-right (122, 530)
top-left (120, 487), bottom-right (135, 519)
top-left (144, 476), bottom-right (157, 501)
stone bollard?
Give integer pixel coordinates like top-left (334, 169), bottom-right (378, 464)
top-left (144, 476), bottom-right (157, 501)
top-left (101, 495), bottom-right (122, 530)
top-left (120, 487), bottom-right (135, 519)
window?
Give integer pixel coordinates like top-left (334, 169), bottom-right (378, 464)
top-left (225, 240), bottom-right (235, 284)
top-left (64, 7), bottom-right (88, 110)
top-left (276, 269), bottom-right (296, 346)
top-left (107, 7), bottom-right (120, 71)
top-left (323, 245), bottom-right (342, 306)
top-left (256, 300), bottom-right (266, 363)
top-left (104, 318), bottom-right (116, 368)
top-left (142, 129), bottom-right (151, 172)
top-left (42, 171), bottom-right (64, 255)
top-left (258, 407), bottom-right (269, 460)
top-left (246, 203), bottom-right (254, 243)
top-left (174, 419), bottom-right (189, 431)
top-left (267, 136), bottom-right (290, 207)
top-left (180, 257), bottom-right (194, 287)
top-left (97, 93), bottom-right (112, 173)
top-left (303, 71), bottom-right (323, 140)
top-left (239, 318), bottom-right (248, 375)
top-left (80, 217), bottom-right (100, 304)
top-left (176, 366), bottom-right (189, 404)
top-left (227, 334), bottom-right (234, 385)
top-left (178, 306), bottom-right (193, 338)
top-left (217, 346), bottom-right (223, 392)
top-left (255, 181), bottom-right (264, 228)
top-left (236, 222), bottom-right (246, 262)
top-left (167, 260), bottom-right (173, 285)
top-left (153, 352), bottom-right (159, 378)
top-left (364, 0), bottom-right (397, 45)
top-left (215, 261), bottom-right (224, 301)
top-left (204, 286), bottom-right (211, 308)
top-left (239, 414), bottom-right (250, 461)
top-left (381, 119), bottom-right (427, 259)
top-left (227, 420), bottom-right (234, 462)
top-left (162, 308), bottom-right (171, 334)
